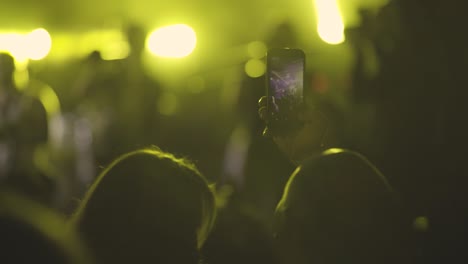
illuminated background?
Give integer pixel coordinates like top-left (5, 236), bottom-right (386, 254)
top-left (0, 0), bottom-right (390, 128)
top-left (0, 0), bottom-right (394, 204)
top-left (2, 1), bottom-right (468, 260)
top-left (0, 0), bottom-right (388, 62)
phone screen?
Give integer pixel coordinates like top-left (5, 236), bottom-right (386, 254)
top-left (267, 48), bottom-right (305, 126)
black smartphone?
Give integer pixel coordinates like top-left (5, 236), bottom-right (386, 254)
top-left (266, 48), bottom-right (305, 132)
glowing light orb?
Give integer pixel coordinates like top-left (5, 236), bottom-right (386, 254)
top-left (245, 59), bottom-right (266, 78)
top-left (247, 41), bottom-right (267, 59)
top-left (0, 28), bottom-right (52, 60)
top-left (314, 0), bottom-right (345, 45)
top-left (146, 24), bottom-right (197, 58)
top-left (26, 28), bottom-right (52, 60)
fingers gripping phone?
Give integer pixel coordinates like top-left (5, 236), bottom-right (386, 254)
top-left (266, 48), bottom-right (305, 134)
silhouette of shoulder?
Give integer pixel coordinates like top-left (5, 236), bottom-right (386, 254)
top-left (276, 148), bottom-right (396, 229)
top-left (274, 149), bottom-right (413, 264)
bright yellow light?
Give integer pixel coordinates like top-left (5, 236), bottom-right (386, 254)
top-left (0, 33), bottom-right (27, 60)
top-left (245, 59), bottom-right (266, 78)
top-left (0, 29), bottom-right (51, 60)
top-left (0, 33), bottom-right (19, 52)
top-left (38, 85), bottom-right (61, 117)
top-left (13, 60), bottom-right (29, 90)
top-left (26, 28), bottom-right (52, 60)
top-left (146, 24), bottom-right (197, 58)
top-left (314, 0), bottom-right (345, 45)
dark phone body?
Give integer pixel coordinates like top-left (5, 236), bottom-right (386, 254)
top-left (266, 48), bottom-right (305, 133)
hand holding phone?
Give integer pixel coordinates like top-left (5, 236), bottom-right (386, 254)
top-left (265, 48), bottom-right (306, 135)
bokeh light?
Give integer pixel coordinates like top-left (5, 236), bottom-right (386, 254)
top-left (0, 29), bottom-right (51, 61)
top-left (314, 0), bottom-right (345, 45)
top-left (413, 216), bottom-right (429, 232)
top-left (146, 24), bottom-right (197, 58)
top-left (247, 41), bottom-right (267, 59)
top-left (26, 28), bottom-right (52, 60)
top-left (0, 33), bottom-right (26, 60)
top-left (244, 59), bottom-right (266, 78)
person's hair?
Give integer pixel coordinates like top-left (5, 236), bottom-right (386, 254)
top-left (274, 149), bottom-right (415, 264)
top-left (0, 190), bottom-right (93, 264)
top-left (71, 147), bottom-right (216, 264)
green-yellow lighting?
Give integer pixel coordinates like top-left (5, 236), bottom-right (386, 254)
top-left (146, 24), bottom-right (197, 58)
top-left (38, 85), bottom-right (61, 118)
top-left (245, 59), bottom-right (266, 78)
top-left (314, 0), bottom-right (345, 45)
top-left (0, 33), bottom-right (24, 59)
top-left (157, 93), bottom-right (179, 115)
top-left (247, 41), bottom-right (267, 59)
top-left (413, 216), bottom-right (429, 232)
top-left (14, 60), bottom-right (30, 90)
top-left (97, 30), bottom-right (130, 60)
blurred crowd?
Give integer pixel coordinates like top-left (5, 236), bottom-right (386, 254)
top-left (1, 0), bottom-right (468, 263)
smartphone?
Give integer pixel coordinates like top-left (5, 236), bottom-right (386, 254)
top-left (266, 48), bottom-right (305, 131)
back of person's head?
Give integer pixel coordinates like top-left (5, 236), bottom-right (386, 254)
top-left (72, 147), bottom-right (216, 264)
top-left (0, 190), bottom-right (92, 264)
top-left (274, 149), bottom-right (415, 264)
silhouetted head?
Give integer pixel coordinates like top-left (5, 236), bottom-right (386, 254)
top-left (72, 147), bottom-right (216, 264)
top-left (274, 149), bottom-right (415, 264)
top-left (0, 52), bottom-right (15, 87)
top-left (86, 50), bottom-right (102, 63)
top-left (125, 23), bottom-right (147, 57)
top-left (266, 21), bottom-right (299, 49)
top-left (0, 190), bottom-right (93, 264)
